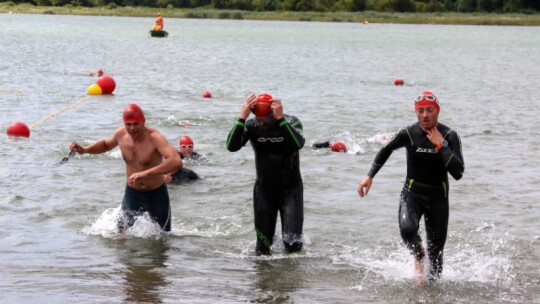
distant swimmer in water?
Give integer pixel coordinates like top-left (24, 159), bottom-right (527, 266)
top-left (312, 140), bottom-right (348, 153)
top-left (356, 91), bottom-right (464, 282)
top-left (88, 69), bottom-right (104, 77)
top-left (226, 92), bottom-right (305, 256)
top-left (165, 135), bottom-right (204, 185)
top-left (70, 103), bottom-right (181, 233)
top-left (152, 12), bottom-right (164, 31)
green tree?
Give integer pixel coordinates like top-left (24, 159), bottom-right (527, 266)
top-left (456, 0), bottom-right (475, 12)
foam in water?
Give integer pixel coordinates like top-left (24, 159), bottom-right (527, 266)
top-left (81, 206), bottom-right (163, 239)
top-left (343, 225), bottom-right (517, 291)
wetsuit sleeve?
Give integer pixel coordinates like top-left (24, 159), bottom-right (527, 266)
top-left (440, 130), bottom-right (465, 180)
top-left (312, 141), bottom-right (330, 149)
top-left (367, 128), bottom-right (409, 178)
top-left (278, 116), bottom-right (305, 150)
top-left (226, 118), bottom-right (250, 152)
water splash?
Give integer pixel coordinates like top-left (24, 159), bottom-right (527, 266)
top-left (81, 206), bottom-right (163, 239)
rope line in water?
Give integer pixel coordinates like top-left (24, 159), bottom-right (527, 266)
top-left (31, 96), bottom-right (92, 129)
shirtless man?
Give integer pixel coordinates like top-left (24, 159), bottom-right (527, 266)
top-left (70, 103), bottom-right (181, 231)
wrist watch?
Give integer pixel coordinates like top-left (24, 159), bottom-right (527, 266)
top-left (435, 140), bottom-right (448, 152)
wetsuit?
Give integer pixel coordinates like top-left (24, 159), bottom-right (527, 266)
top-left (170, 167), bottom-right (199, 184)
top-left (312, 141), bottom-right (330, 149)
top-left (226, 114), bottom-right (305, 255)
top-left (367, 122), bottom-right (464, 278)
top-left (169, 151), bottom-right (204, 184)
top-left (181, 151), bottom-right (205, 162)
top-left (119, 183), bottom-right (171, 232)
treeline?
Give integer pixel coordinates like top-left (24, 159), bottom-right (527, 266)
top-left (6, 0), bottom-right (540, 14)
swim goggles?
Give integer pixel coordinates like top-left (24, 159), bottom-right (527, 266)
top-left (181, 145), bottom-right (193, 148)
top-left (414, 94), bottom-right (439, 104)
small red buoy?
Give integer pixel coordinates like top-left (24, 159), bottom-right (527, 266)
top-left (202, 91), bottom-right (212, 98)
top-left (330, 141), bottom-right (347, 153)
top-left (7, 121), bottom-right (30, 138)
top-left (394, 79), bottom-right (404, 86)
top-left (96, 75), bottom-right (116, 94)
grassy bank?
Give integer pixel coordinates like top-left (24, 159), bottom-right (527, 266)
top-left (1, 3), bottom-right (540, 26)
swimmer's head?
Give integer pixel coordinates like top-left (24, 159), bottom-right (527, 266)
top-left (331, 141), bottom-right (347, 153)
top-left (123, 103), bottom-right (146, 123)
top-left (97, 69), bottom-right (103, 76)
top-left (180, 135), bottom-right (193, 147)
top-left (252, 93), bottom-right (273, 118)
top-left (414, 91), bottom-right (440, 112)
top-left (179, 135), bottom-right (194, 157)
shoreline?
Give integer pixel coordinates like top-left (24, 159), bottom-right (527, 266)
top-left (1, 4), bottom-right (540, 26)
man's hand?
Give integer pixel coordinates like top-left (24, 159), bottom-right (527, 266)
top-left (240, 93), bottom-right (257, 120)
top-left (271, 99), bottom-right (284, 120)
top-left (128, 171), bottom-right (147, 187)
top-left (357, 176), bottom-right (373, 197)
top-left (426, 127), bottom-right (443, 146)
top-left (70, 142), bottom-right (86, 154)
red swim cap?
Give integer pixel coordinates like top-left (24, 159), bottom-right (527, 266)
top-left (252, 93), bottom-right (273, 117)
top-left (180, 135), bottom-right (193, 146)
top-left (414, 91), bottom-right (440, 112)
top-left (123, 103), bottom-right (146, 123)
top-left (97, 69), bottom-right (103, 76)
top-left (330, 141), bottom-right (347, 153)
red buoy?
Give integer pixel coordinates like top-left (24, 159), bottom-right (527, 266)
top-left (330, 141), bottom-right (347, 153)
top-left (7, 121), bottom-right (30, 138)
top-left (96, 75), bottom-right (116, 94)
top-left (202, 91), bottom-right (212, 98)
top-left (394, 79), bottom-right (404, 86)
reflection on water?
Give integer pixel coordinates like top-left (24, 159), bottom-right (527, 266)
top-left (250, 258), bottom-right (305, 303)
top-left (116, 238), bottom-right (170, 303)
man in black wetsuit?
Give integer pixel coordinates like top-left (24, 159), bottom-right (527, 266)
top-left (226, 92), bottom-right (305, 255)
top-left (166, 135), bottom-right (203, 184)
top-left (357, 91), bottom-right (464, 281)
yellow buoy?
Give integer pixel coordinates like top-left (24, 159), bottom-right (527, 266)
top-left (87, 83), bottom-right (102, 95)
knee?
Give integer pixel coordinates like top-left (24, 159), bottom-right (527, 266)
top-left (400, 221), bottom-right (419, 242)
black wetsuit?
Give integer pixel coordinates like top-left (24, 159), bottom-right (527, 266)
top-left (368, 122), bottom-right (464, 278)
top-left (169, 151), bottom-right (204, 184)
top-left (119, 183), bottom-right (171, 232)
top-left (312, 141), bottom-right (331, 149)
top-left (226, 115), bottom-right (305, 255)
top-left (170, 168), bottom-right (199, 184)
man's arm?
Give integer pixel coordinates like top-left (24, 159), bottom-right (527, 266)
top-left (146, 132), bottom-right (182, 177)
top-left (70, 128), bottom-right (120, 154)
top-left (277, 115), bottom-right (305, 150)
top-left (440, 130), bottom-right (465, 180)
top-left (226, 93), bottom-right (256, 152)
top-left (367, 128), bottom-right (408, 178)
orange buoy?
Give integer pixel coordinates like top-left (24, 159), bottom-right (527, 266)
top-left (202, 90), bottom-right (212, 98)
top-left (7, 121), bottom-right (30, 138)
top-left (330, 141), bottom-right (347, 153)
top-left (96, 75), bottom-right (116, 94)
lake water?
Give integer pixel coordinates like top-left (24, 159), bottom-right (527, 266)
top-left (1, 13), bottom-right (539, 303)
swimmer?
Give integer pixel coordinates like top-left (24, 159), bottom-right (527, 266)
top-left (357, 91), bottom-right (464, 281)
top-left (226, 92), bottom-right (305, 255)
top-left (70, 103), bottom-right (181, 232)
